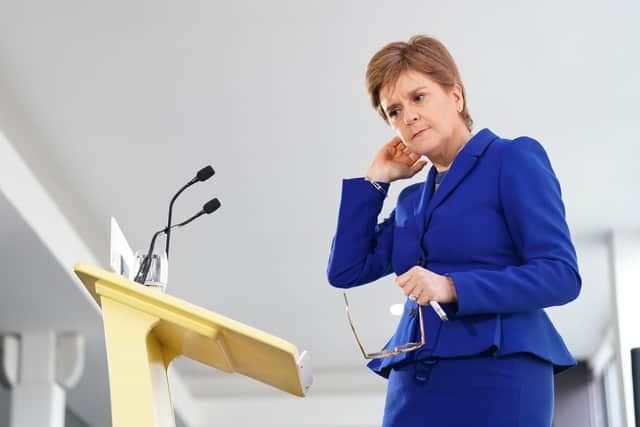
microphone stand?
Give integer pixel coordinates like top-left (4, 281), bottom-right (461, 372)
top-left (134, 198), bottom-right (221, 285)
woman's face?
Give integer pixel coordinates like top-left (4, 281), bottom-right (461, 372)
top-left (379, 69), bottom-right (465, 157)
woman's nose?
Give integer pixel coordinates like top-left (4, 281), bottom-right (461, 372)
top-left (403, 108), bottom-right (420, 125)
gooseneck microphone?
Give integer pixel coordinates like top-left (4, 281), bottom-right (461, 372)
top-left (134, 197), bottom-right (222, 284)
top-left (171, 198), bottom-right (221, 229)
top-left (165, 165), bottom-right (215, 260)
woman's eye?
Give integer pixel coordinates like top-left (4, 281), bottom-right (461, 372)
top-left (387, 109), bottom-right (399, 119)
top-left (413, 94), bottom-right (424, 102)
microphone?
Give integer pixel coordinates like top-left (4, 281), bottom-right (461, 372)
top-left (195, 166), bottom-right (215, 182)
top-left (172, 198), bottom-right (221, 228)
top-left (165, 166), bottom-right (215, 259)
top-left (134, 197), bottom-right (221, 284)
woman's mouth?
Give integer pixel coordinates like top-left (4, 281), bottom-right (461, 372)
top-left (412, 128), bottom-right (428, 140)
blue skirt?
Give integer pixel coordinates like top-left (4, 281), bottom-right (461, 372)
top-left (382, 352), bottom-right (553, 427)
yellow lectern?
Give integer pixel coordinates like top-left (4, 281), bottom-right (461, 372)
top-left (74, 263), bottom-right (311, 427)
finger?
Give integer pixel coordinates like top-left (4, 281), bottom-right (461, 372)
top-left (394, 142), bottom-right (411, 158)
top-left (400, 279), bottom-right (418, 297)
top-left (407, 152), bottom-right (421, 162)
top-left (388, 136), bottom-right (403, 148)
top-left (401, 144), bottom-right (418, 158)
top-left (395, 271), bottom-right (412, 287)
top-left (409, 284), bottom-right (425, 301)
top-left (401, 146), bottom-right (418, 161)
top-left (410, 159), bottom-right (428, 174)
top-left (417, 292), bottom-right (431, 306)
top-left (401, 280), bottom-right (417, 297)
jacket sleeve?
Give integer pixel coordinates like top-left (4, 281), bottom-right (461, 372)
top-left (327, 178), bottom-right (394, 288)
top-left (449, 137), bottom-right (581, 315)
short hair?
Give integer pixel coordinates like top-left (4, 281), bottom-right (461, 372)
top-left (366, 35), bottom-right (473, 131)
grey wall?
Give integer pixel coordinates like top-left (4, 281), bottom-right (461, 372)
top-left (0, 386), bottom-right (9, 427)
top-left (65, 408), bottom-right (90, 427)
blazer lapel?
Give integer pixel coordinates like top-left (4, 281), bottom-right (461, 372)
top-left (423, 129), bottom-right (499, 225)
top-left (423, 155), bottom-right (478, 222)
top-left (413, 166), bottom-right (437, 237)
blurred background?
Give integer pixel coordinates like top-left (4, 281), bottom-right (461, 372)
top-left (0, 0), bottom-right (639, 426)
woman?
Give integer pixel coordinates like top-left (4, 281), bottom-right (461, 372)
top-left (327, 35), bottom-right (580, 427)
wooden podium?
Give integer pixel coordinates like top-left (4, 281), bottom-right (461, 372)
top-left (74, 263), bottom-right (310, 427)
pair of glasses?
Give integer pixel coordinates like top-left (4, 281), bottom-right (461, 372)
top-left (343, 292), bottom-right (426, 359)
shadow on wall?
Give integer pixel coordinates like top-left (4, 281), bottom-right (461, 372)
top-left (0, 385), bottom-right (8, 427)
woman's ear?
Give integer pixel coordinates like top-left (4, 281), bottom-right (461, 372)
top-left (451, 83), bottom-right (464, 112)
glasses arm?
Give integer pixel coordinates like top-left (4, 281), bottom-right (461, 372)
top-left (343, 293), bottom-right (370, 359)
top-left (417, 304), bottom-right (426, 345)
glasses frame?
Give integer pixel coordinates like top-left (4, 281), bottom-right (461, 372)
top-left (343, 292), bottom-right (426, 360)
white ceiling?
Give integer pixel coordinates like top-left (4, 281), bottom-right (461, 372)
top-left (0, 1), bottom-right (638, 426)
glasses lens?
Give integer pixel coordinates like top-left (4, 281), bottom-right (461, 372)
top-left (397, 342), bottom-right (421, 350)
top-left (367, 351), bottom-right (393, 359)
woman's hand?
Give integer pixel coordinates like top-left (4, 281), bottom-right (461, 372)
top-left (367, 136), bottom-right (428, 183)
top-left (395, 266), bottom-right (458, 306)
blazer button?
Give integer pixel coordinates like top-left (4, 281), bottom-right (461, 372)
top-left (409, 307), bottom-right (417, 318)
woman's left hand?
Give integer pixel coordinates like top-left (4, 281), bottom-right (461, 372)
top-left (395, 266), bottom-right (458, 305)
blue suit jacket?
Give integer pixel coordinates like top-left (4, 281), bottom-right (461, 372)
top-left (327, 128), bottom-right (581, 378)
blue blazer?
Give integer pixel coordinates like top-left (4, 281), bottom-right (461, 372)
top-left (327, 128), bottom-right (581, 378)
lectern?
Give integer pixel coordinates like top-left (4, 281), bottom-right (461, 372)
top-left (74, 263), bottom-right (311, 427)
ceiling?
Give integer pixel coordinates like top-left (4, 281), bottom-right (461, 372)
top-left (1, 1), bottom-right (638, 426)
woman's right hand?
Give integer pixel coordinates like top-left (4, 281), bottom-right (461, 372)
top-left (366, 136), bottom-right (428, 183)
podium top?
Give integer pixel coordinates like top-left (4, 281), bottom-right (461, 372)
top-left (74, 263), bottom-right (309, 397)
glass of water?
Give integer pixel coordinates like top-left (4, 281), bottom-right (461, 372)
top-left (133, 250), bottom-right (168, 292)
